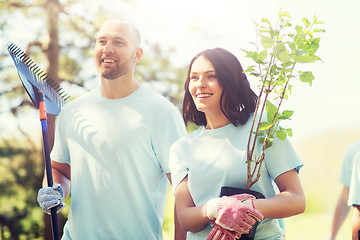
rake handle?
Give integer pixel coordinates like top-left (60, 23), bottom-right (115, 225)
top-left (39, 91), bottom-right (60, 240)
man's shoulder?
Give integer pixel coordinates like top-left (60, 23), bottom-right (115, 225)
top-left (59, 89), bottom-right (96, 114)
top-left (345, 139), bottom-right (360, 159)
top-left (139, 85), bottom-right (178, 109)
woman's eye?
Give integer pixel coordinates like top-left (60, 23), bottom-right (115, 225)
top-left (209, 74), bottom-right (217, 79)
top-left (190, 75), bottom-right (198, 80)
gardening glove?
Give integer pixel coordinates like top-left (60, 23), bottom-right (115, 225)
top-left (207, 222), bottom-right (242, 240)
top-left (37, 183), bottom-right (65, 214)
top-left (205, 194), bottom-right (263, 234)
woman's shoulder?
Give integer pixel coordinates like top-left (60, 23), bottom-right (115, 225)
top-left (172, 127), bottom-right (202, 148)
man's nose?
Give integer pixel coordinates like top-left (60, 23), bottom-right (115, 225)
top-left (103, 43), bottom-right (114, 54)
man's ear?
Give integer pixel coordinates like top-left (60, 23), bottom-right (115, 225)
top-left (134, 48), bottom-right (143, 63)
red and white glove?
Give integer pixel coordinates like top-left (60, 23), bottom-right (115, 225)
top-left (205, 194), bottom-right (264, 234)
top-left (207, 222), bottom-right (241, 240)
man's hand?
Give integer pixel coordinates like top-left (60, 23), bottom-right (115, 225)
top-left (37, 183), bottom-right (65, 214)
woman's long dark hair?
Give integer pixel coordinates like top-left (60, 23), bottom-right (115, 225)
top-left (182, 48), bottom-right (258, 127)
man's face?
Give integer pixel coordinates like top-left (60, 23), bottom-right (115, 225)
top-left (95, 20), bottom-right (140, 80)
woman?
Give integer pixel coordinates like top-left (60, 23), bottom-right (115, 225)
top-left (170, 48), bottom-right (305, 240)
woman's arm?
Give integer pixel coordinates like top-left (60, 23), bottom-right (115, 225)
top-left (174, 175), bottom-right (210, 232)
top-left (252, 169), bottom-right (306, 218)
top-left (166, 173), bottom-right (187, 240)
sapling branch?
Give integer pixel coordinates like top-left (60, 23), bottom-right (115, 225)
top-left (244, 10), bottom-right (324, 190)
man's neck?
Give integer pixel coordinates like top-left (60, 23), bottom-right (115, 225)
top-left (100, 76), bottom-right (140, 99)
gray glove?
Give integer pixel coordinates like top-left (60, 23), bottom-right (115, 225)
top-left (37, 183), bottom-right (65, 214)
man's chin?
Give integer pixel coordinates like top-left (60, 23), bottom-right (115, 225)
top-left (101, 71), bottom-right (119, 80)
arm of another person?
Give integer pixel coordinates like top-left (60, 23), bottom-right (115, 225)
top-left (166, 173), bottom-right (187, 240)
top-left (353, 205), bottom-right (360, 240)
top-left (329, 186), bottom-right (350, 239)
top-left (251, 169), bottom-right (306, 218)
top-left (42, 160), bottom-right (71, 200)
top-left (174, 175), bottom-right (210, 232)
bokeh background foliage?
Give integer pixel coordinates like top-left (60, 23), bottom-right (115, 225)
top-left (0, 0), bottom-right (359, 239)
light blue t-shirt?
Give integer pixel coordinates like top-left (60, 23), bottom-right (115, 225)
top-left (170, 116), bottom-right (302, 240)
top-left (339, 139), bottom-right (360, 187)
top-left (51, 85), bottom-right (186, 240)
top-left (349, 152), bottom-right (360, 206)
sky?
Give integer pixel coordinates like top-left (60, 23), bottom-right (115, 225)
top-left (1, 0), bottom-right (360, 142)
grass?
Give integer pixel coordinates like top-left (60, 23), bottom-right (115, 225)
top-left (285, 212), bottom-right (352, 240)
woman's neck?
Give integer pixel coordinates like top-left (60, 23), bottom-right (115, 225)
top-left (205, 112), bottom-right (231, 129)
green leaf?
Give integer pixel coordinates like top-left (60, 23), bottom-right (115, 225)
top-left (285, 128), bottom-right (293, 137)
top-left (282, 110), bottom-right (294, 118)
top-left (313, 28), bottom-right (326, 33)
top-left (276, 75), bottom-right (287, 85)
top-left (266, 101), bottom-right (278, 122)
top-left (257, 49), bottom-right (267, 61)
top-left (304, 30), bottom-right (313, 37)
top-left (279, 51), bottom-right (290, 63)
top-left (276, 129), bottom-right (287, 140)
top-left (250, 72), bottom-right (261, 77)
top-left (288, 42), bottom-right (296, 50)
top-left (303, 17), bottom-right (311, 28)
top-left (262, 18), bottom-right (271, 24)
top-left (311, 55), bottom-right (323, 62)
top-left (279, 11), bottom-right (291, 19)
top-left (243, 66), bottom-right (255, 73)
top-left (259, 122), bottom-right (273, 131)
top-left (274, 42), bottom-right (286, 52)
top-left (282, 61), bottom-right (294, 68)
top-left (257, 131), bottom-right (265, 136)
top-left (300, 71), bottom-right (315, 86)
top-left (242, 49), bottom-right (257, 59)
top-left (265, 140), bottom-right (273, 149)
top-left (291, 54), bottom-right (314, 63)
top-left (260, 36), bottom-right (274, 48)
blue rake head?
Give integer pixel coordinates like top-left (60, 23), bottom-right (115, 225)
top-left (7, 43), bottom-right (70, 115)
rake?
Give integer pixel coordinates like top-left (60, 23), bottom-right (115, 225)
top-left (8, 43), bottom-right (70, 240)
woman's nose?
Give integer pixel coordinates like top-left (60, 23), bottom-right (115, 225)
top-left (197, 76), bottom-right (206, 88)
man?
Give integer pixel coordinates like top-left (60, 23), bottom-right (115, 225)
top-left (329, 139), bottom-right (360, 240)
top-left (37, 18), bottom-right (186, 239)
top-left (349, 153), bottom-right (360, 239)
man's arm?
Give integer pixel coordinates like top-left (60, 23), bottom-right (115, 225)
top-left (42, 160), bottom-right (71, 200)
top-left (329, 186), bottom-right (350, 239)
top-left (166, 173), bottom-right (187, 240)
top-left (353, 205), bottom-right (360, 240)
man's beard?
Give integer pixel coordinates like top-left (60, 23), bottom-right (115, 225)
top-left (101, 62), bottom-right (130, 80)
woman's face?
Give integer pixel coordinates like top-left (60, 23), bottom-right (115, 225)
top-left (188, 55), bottom-right (224, 117)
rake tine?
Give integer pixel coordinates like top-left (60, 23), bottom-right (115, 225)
top-left (7, 43), bottom-right (71, 116)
